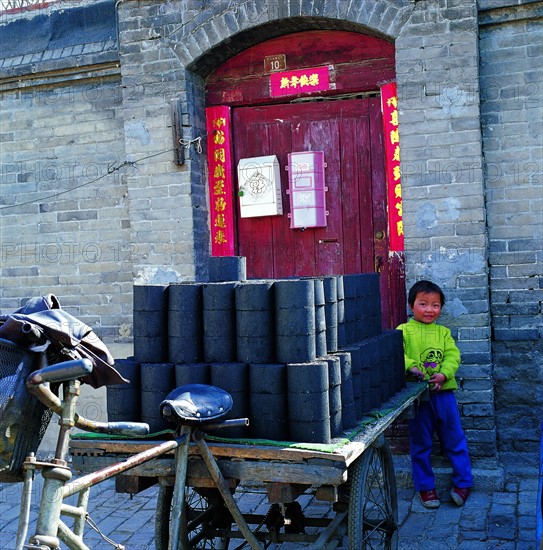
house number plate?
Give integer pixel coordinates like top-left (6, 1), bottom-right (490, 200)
top-left (264, 54), bottom-right (286, 72)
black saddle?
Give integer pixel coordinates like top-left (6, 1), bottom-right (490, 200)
top-left (160, 384), bottom-right (233, 425)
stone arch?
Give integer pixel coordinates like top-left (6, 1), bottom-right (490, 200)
top-left (166, 1), bottom-right (413, 77)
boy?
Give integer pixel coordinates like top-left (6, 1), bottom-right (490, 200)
top-left (397, 280), bottom-right (472, 508)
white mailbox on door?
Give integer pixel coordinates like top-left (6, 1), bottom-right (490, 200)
top-left (286, 151), bottom-right (327, 228)
top-left (237, 155), bottom-right (283, 218)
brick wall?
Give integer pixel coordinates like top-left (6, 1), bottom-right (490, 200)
top-left (479, 1), bottom-right (543, 466)
top-left (116, 0), bottom-right (210, 284)
top-left (395, 0), bottom-right (495, 458)
top-left (0, 0), bottom-right (134, 340)
top-left (0, 77), bottom-right (134, 340)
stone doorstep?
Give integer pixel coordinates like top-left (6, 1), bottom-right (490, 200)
top-left (393, 454), bottom-right (506, 494)
top-left (498, 451), bottom-right (539, 479)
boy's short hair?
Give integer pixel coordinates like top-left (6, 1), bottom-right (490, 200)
top-left (408, 280), bottom-right (446, 307)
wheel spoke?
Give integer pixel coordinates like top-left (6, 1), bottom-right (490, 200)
top-left (347, 442), bottom-right (398, 550)
top-left (186, 489), bottom-right (231, 549)
top-left (155, 486), bottom-right (231, 550)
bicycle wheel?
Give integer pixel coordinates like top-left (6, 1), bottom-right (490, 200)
top-left (347, 440), bottom-right (398, 550)
top-left (156, 484), bottom-right (173, 550)
top-left (155, 484), bottom-right (231, 549)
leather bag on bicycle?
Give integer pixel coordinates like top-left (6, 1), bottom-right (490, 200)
top-left (0, 295), bottom-right (127, 482)
top-left (0, 294), bottom-right (127, 388)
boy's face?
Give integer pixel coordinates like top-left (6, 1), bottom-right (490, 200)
top-left (410, 291), bottom-right (442, 324)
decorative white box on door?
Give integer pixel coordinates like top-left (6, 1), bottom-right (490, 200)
top-left (286, 151), bottom-right (328, 228)
top-left (237, 155), bottom-right (283, 218)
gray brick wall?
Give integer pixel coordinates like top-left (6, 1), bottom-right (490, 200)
top-left (117, 0), bottom-right (209, 284)
top-left (0, 77), bottom-right (133, 339)
top-left (395, 0), bottom-right (494, 458)
top-left (479, 2), bottom-right (543, 463)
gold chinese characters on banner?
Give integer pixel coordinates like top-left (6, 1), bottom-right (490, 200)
top-left (206, 106), bottom-right (235, 256)
top-left (270, 66), bottom-right (331, 97)
top-left (381, 82), bottom-right (404, 251)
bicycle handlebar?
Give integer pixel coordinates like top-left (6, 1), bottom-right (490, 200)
top-left (26, 358), bottom-right (150, 437)
top-left (26, 358), bottom-right (93, 385)
top-left (202, 418), bottom-right (250, 431)
top-left (76, 420), bottom-right (150, 437)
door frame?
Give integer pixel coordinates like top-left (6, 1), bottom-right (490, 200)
top-left (205, 29), bottom-right (405, 328)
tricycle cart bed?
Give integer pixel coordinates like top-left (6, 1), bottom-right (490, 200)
top-left (70, 383), bottom-right (427, 550)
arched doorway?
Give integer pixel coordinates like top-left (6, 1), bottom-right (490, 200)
top-left (205, 30), bottom-right (405, 328)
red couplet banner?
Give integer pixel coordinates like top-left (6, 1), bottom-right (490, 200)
top-left (205, 105), bottom-right (235, 256)
top-left (381, 82), bottom-right (404, 252)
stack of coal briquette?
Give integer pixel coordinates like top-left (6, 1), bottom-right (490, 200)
top-left (107, 257), bottom-right (406, 443)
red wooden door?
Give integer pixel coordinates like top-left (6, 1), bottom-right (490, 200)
top-left (232, 97), bottom-right (386, 276)
top-left (207, 30), bottom-right (404, 328)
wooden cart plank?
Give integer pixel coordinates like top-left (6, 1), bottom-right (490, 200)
top-left (70, 439), bottom-right (345, 463)
top-left (73, 454), bottom-right (346, 486)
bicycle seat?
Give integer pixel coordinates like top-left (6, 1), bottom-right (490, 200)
top-left (160, 384), bottom-right (233, 425)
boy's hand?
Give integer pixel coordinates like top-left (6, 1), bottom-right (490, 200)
top-left (429, 372), bottom-right (446, 392)
top-left (408, 367), bottom-right (426, 381)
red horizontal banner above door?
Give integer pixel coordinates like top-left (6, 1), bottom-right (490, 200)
top-left (270, 66), bottom-right (332, 97)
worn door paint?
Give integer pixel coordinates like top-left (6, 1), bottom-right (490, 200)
top-left (232, 98), bottom-right (405, 328)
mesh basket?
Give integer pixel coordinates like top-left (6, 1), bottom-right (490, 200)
top-left (0, 338), bottom-right (53, 483)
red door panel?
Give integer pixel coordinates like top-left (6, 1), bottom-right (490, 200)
top-left (369, 97), bottom-right (393, 326)
top-left (207, 29), bottom-right (404, 328)
top-left (290, 118), bottom-right (341, 275)
top-left (232, 99), bottom-right (377, 280)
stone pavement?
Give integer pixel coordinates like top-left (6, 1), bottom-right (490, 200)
top-left (0, 466), bottom-right (537, 550)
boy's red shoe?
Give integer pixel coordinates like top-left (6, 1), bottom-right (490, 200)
top-left (419, 489), bottom-right (440, 508)
top-left (450, 486), bottom-right (471, 506)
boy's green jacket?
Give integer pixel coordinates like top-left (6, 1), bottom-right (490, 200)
top-left (396, 318), bottom-right (461, 391)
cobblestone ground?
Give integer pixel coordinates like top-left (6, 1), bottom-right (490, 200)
top-left (0, 474), bottom-right (537, 549)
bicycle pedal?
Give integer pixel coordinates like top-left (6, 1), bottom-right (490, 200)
top-left (265, 503), bottom-right (285, 531)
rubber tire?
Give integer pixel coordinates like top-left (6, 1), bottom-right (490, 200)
top-left (155, 484), bottom-right (230, 550)
top-left (347, 440), bottom-right (398, 550)
top-left (155, 484), bottom-right (173, 550)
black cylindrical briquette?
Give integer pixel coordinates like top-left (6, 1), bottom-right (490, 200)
top-left (288, 391), bottom-right (330, 422)
top-left (140, 362), bottom-right (175, 392)
top-left (274, 279), bottom-right (314, 309)
top-left (208, 256), bottom-right (247, 282)
top-left (287, 361), bottom-right (329, 393)
top-left (134, 335), bottom-right (168, 363)
top-left (249, 363), bottom-right (287, 394)
top-left (168, 335), bottom-right (202, 364)
top-left (133, 284), bottom-right (168, 312)
top-left (174, 363), bottom-right (210, 386)
top-left (289, 418), bottom-right (331, 444)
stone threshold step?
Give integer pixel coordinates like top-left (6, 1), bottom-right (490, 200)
top-left (393, 454), bottom-right (506, 493)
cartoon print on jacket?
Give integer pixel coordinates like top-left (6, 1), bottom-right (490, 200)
top-left (421, 348), bottom-right (444, 370)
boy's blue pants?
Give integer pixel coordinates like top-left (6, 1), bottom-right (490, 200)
top-left (409, 390), bottom-right (473, 492)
